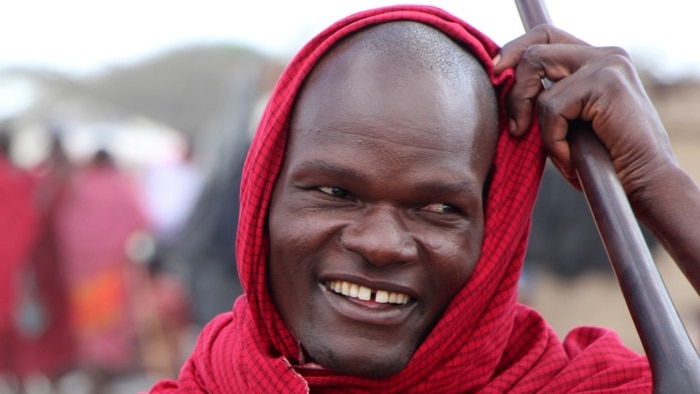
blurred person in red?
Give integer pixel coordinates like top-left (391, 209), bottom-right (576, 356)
top-left (0, 126), bottom-right (40, 390)
top-left (55, 148), bottom-right (149, 393)
top-left (13, 130), bottom-right (78, 386)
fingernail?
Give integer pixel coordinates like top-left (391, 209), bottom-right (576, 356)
top-left (492, 53), bottom-right (501, 65)
top-left (509, 118), bottom-right (517, 134)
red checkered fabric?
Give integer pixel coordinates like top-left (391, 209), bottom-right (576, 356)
top-left (150, 5), bottom-right (651, 393)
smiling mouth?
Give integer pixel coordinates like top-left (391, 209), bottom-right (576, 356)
top-left (326, 280), bottom-right (411, 305)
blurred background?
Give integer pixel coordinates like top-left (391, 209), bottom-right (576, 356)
top-left (1, 1), bottom-right (698, 393)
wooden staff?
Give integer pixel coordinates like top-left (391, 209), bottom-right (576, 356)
top-left (513, 1), bottom-right (700, 392)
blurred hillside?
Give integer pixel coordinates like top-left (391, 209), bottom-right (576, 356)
top-left (0, 44), bottom-right (284, 170)
top-left (84, 45), bottom-right (284, 138)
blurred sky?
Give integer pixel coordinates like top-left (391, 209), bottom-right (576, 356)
top-left (0, 0), bottom-right (698, 78)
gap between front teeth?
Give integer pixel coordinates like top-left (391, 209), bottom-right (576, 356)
top-left (328, 280), bottom-right (409, 304)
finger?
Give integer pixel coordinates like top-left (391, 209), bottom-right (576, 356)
top-left (493, 25), bottom-right (588, 73)
top-left (536, 85), bottom-right (575, 179)
top-left (536, 49), bottom-right (635, 149)
top-left (549, 156), bottom-right (582, 190)
top-left (535, 66), bottom-right (613, 189)
top-left (507, 44), bottom-right (623, 136)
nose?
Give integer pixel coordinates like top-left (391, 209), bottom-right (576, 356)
top-left (340, 207), bottom-right (418, 267)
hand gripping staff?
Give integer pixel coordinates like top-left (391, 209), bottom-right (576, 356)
top-left (514, 1), bottom-right (700, 392)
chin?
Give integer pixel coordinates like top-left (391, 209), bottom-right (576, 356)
top-left (305, 340), bottom-right (414, 378)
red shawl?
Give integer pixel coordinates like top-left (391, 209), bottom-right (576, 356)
top-left (151, 5), bottom-right (651, 393)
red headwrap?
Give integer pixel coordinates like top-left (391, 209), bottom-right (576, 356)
top-left (150, 5), bottom-right (651, 393)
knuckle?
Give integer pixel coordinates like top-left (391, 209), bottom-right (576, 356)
top-left (535, 91), bottom-right (557, 116)
top-left (520, 46), bottom-right (542, 69)
top-left (531, 24), bottom-right (561, 42)
top-left (603, 48), bottom-right (634, 71)
top-left (596, 52), bottom-right (637, 83)
top-left (606, 46), bottom-right (631, 59)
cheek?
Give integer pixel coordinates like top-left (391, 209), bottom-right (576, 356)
top-left (423, 222), bottom-right (484, 291)
top-left (270, 211), bottom-right (327, 258)
top-left (268, 209), bottom-right (318, 325)
top-left (269, 190), bottom-right (346, 258)
top-left (268, 218), bottom-right (309, 281)
top-left (268, 199), bottom-right (340, 282)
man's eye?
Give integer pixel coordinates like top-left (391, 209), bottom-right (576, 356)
top-left (421, 202), bottom-right (459, 214)
top-left (318, 186), bottom-right (351, 199)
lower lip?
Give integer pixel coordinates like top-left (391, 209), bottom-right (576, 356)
top-left (321, 285), bottom-right (415, 326)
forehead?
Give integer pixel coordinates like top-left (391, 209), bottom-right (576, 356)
top-left (288, 22), bottom-right (498, 168)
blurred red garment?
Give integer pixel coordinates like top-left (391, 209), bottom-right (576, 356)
top-left (0, 153), bottom-right (39, 373)
top-left (12, 138), bottom-right (77, 379)
top-left (55, 151), bottom-right (148, 372)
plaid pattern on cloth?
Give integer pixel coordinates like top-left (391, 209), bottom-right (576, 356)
top-left (150, 5), bottom-right (651, 393)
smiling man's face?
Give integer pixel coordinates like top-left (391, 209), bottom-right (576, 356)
top-left (267, 22), bottom-right (498, 378)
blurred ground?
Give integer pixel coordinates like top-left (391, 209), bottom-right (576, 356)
top-left (528, 249), bottom-right (700, 354)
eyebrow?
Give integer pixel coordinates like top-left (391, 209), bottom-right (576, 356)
top-left (410, 180), bottom-right (482, 199)
top-left (293, 159), bottom-right (368, 183)
top-left (293, 159), bottom-right (481, 198)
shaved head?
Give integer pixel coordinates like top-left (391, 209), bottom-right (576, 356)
top-left (296, 21), bottom-right (500, 185)
top-left (340, 21), bottom-right (494, 93)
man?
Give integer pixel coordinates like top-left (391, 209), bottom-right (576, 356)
top-left (150, 5), bottom-right (700, 392)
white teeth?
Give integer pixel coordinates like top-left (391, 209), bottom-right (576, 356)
top-left (375, 290), bottom-right (389, 303)
top-left (358, 286), bottom-right (371, 301)
top-left (349, 284), bottom-right (359, 297)
top-left (327, 280), bottom-right (410, 305)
